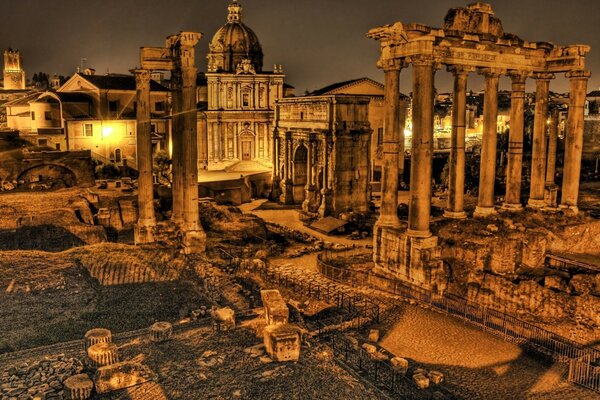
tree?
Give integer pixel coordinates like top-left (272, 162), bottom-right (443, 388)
top-left (153, 150), bottom-right (172, 185)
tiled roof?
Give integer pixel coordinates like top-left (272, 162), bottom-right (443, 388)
top-left (77, 73), bottom-right (170, 92)
top-left (309, 77), bottom-right (382, 96)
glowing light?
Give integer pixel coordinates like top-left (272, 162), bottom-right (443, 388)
top-left (102, 126), bottom-right (113, 137)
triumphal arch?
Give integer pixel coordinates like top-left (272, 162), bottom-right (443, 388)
top-left (368, 3), bottom-right (590, 290)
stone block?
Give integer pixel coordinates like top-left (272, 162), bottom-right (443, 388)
top-left (260, 289), bottom-right (289, 326)
top-left (87, 342), bottom-right (119, 368)
top-left (428, 370), bottom-right (444, 385)
top-left (361, 343), bottom-right (377, 354)
top-left (63, 374), bottom-right (93, 400)
top-left (84, 328), bottom-right (112, 351)
top-left (368, 329), bottom-right (380, 342)
top-left (390, 357), bottom-right (409, 375)
top-left (544, 275), bottom-right (568, 292)
top-left (150, 321), bottom-right (173, 342)
top-left (93, 361), bottom-right (154, 394)
top-left (413, 373), bottom-right (430, 389)
top-left (212, 307), bottom-right (235, 331)
top-left (263, 324), bottom-right (301, 362)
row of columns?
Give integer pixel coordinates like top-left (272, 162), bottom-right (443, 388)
top-left (376, 57), bottom-right (591, 236)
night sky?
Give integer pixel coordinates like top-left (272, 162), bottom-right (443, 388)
top-left (2, 0), bottom-right (598, 95)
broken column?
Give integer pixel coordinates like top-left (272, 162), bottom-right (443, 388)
top-left (444, 66), bottom-right (470, 219)
top-left (503, 72), bottom-right (527, 210)
top-left (474, 68), bottom-right (501, 217)
top-left (133, 69), bottom-right (156, 243)
top-left (63, 374), bottom-right (94, 400)
top-left (150, 321), bottom-right (173, 342)
top-left (87, 342), bottom-right (119, 368)
top-left (560, 70), bottom-right (591, 212)
top-left (84, 328), bottom-right (112, 351)
top-left (544, 107), bottom-right (560, 207)
top-left (528, 73), bottom-right (553, 208)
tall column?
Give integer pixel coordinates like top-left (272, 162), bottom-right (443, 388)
top-left (474, 69), bottom-right (501, 217)
top-left (444, 66), bottom-right (470, 219)
top-left (561, 70), bottom-right (591, 212)
top-left (546, 107), bottom-right (559, 185)
top-left (171, 69), bottom-right (184, 224)
top-left (177, 32), bottom-right (205, 253)
top-left (133, 69), bottom-right (156, 244)
top-left (279, 132), bottom-right (293, 204)
top-left (376, 64), bottom-right (402, 228)
top-left (408, 56), bottom-right (435, 237)
top-left (503, 72), bottom-right (527, 210)
top-left (528, 73), bottom-right (553, 208)
top-left (303, 138), bottom-right (314, 212)
top-left (318, 134), bottom-right (332, 217)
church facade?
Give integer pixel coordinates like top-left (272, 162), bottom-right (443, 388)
top-left (201, 1), bottom-right (287, 168)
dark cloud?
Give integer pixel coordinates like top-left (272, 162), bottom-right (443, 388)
top-left (1, 0), bottom-right (598, 93)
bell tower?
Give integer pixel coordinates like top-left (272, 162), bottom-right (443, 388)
top-left (4, 49), bottom-right (26, 90)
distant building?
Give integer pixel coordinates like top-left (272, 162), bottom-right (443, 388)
top-left (199, 0), bottom-right (291, 168)
top-left (4, 70), bottom-right (171, 167)
top-left (3, 49), bottom-right (25, 90)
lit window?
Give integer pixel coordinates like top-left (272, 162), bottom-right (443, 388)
top-left (84, 123), bottom-right (93, 137)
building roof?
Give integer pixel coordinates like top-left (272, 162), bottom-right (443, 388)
top-left (76, 73), bottom-right (170, 92)
top-left (588, 90), bottom-right (600, 97)
top-left (2, 91), bottom-right (40, 107)
top-left (309, 78), bottom-right (381, 96)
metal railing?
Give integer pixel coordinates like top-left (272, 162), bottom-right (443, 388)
top-left (569, 355), bottom-right (600, 392)
top-left (317, 252), bottom-right (600, 393)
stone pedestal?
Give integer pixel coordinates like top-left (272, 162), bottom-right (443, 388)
top-left (302, 185), bottom-right (317, 213)
top-left (279, 179), bottom-right (294, 205)
top-left (134, 223), bottom-right (154, 245)
top-left (264, 324), bottom-right (301, 362)
top-left (544, 184), bottom-right (559, 208)
top-left (318, 188), bottom-right (332, 217)
top-left (182, 229), bottom-right (207, 254)
top-left (64, 374), bottom-right (94, 400)
top-left (87, 342), bottom-right (119, 368)
top-left (373, 226), bottom-right (446, 293)
top-left (150, 322), bottom-right (173, 342)
top-left (84, 328), bottom-right (112, 351)
top-left (261, 289), bottom-right (289, 326)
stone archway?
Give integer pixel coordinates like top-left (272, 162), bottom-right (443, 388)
top-left (293, 144), bottom-right (308, 203)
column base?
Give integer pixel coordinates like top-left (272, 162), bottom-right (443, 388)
top-left (443, 210), bottom-right (467, 219)
top-left (181, 229), bottom-right (206, 254)
top-left (558, 204), bottom-right (579, 214)
top-left (544, 184), bottom-right (559, 208)
top-left (527, 198), bottom-right (547, 209)
top-left (374, 215), bottom-right (402, 229)
top-left (473, 206), bottom-right (496, 218)
top-left (134, 223), bottom-right (155, 244)
top-left (501, 203), bottom-right (524, 211)
top-left (406, 228), bottom-right (432, 238)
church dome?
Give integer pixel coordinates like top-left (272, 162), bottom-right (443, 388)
top-left (207, 1), bottom-right (264, 73)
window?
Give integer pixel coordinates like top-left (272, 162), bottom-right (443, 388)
top-left (151, 124), bottom-right (157, 133)
top-left (115, 148), bottom-right (122, 163)
top-left (38, 138), bottom-right (47, 146)
top-left (155, 101), bottom-right (165, 112)
top-left (377, 128), bottom-right (384, 146)
top-left (84, 123), bottom-right (93, 137)
top-left (109, 100), bottom-right (119, 112)
top-left (31, 111), bottom-right (35, 121)
top-left (45, 111), bottom-right (52, 121)
top-left (242, 93), bottom-right (250, 107)
top-left (55, 143), bottom-right (61, 150)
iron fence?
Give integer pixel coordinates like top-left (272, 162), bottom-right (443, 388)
top-left (317, 251), bottom-right (600, 393)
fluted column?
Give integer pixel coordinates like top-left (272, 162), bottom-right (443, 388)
top-left (503, 72), bottom-right (527, 210)
top-left (561, 70), bottom-right (591, 212)
top-left (528, 73), bottom-right (553, 208)
top-left (133, 69), bottom-right (156, 244)
top-left (444, 66), bottom-right (470, 219)
top-left (376, 65), bottom-right (403, 228)
top-left (545, 107), bottom-right (560, 186)
top-left (474, 69), bottom-right (501, 217)
top-left (171, 69), bottom-right (184, 224)
top-left (408, 56), bottom-right (435, 237)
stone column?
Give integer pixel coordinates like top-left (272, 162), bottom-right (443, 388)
top-left (546, 107), bottom-right (559, 185)
top-left (561, 70), bottom-right (591, 212)
top-left (407, 56), bottom-right (435, 237)
top-left (279, 132), bottom-right (293, 204)
top-left (133, 69), bottom-right (156, 244)
top-left (376, 65), bottom-right (402, 228)
top-left (303, 139), bottom-right (314, 212)
top-left (444, 66), bottom-right (470, 219)
top-left (177, 33), bottom-right (205, 253)
top-left (318, 134), bottom-right (332, 217)
top-left (474, 69), bottom-right (501, 217)
top-left (171, 69), bottom-right (184, 225)
top-left (503, 72), bottom-right (527, 210)
top-left (528, 73), bottom-right (553, 208)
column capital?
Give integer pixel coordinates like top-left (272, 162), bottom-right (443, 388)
top-left (381, 58), bottom-right (407, 72)
top-left (447, 65), bottom-right (475, 76)
top-left (531, 72), bottom-right (555, 81)
top-left (409, 54), bottom-right (435, 67)
top-left (478, 67), bottom-right (504, 78)
top-left (507, 70), bottom-right (528, 84)
top-left (566, 70), bottom-right (592, 80)
top-left (131, 69), bottom-right (151, 85)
